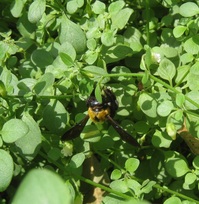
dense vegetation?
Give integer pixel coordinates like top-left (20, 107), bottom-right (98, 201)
top-left (1, 0), bottom-right (199, 203)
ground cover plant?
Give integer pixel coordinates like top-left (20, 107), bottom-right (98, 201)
top-left (1, 0), bottom-right (199, 203)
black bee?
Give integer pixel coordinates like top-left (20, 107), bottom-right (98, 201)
top-left (61, 88), bottom-right (140, 147)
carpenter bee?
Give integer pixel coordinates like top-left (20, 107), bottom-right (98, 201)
top-left (61, 88), bottom-right (140, 147)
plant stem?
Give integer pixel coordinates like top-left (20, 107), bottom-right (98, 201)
top-left (74, 173), bottom-right (133, 200)
top-left (94, 150), bottom-right (199, 203)
top-left (149, 74), bottom-right (199, 109)
top-left (102, 72), bottom-right (199, 110)
top-left (154, 183), bottom-right (199, 204)
top-left (39, 151), bottom-right (133, 201)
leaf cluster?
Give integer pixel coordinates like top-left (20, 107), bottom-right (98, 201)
top-left (1, 0), bottom-right (199, 203)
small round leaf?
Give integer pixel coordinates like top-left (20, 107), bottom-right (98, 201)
top-left (163, 197), bottom-right (181, 204)
top-left (15, 113), bottom-right (41, 160)
top-left (157, 100), bottom-right (174, 117)
top-left (28, 0), bottom-right (46, 23)
top-left (180, 2), bottom-right (199, 17)
top-left (183, 172), bottom-right (196, 190)
top-left (164, 151), bottom-right (190, 178)
top-left (111, 169), bottom-right (122, 180)
top-left (69, 152), bottom-right (85, 169)
top-left (125, 158), bottom-right (140, 174)
top-left (110, 180), bottom-right (128, 193)
top-left (1, 119), bottom-right (29, 143)
top-left (157, 58), bottom-right (176, 82)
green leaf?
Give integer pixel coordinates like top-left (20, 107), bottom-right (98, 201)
top-left (82, 66), bottom-right (107, 80)
top-left (0, 149), bottom-right (14, 192)
top-left (180, 2), bottom-right (199, 17)
top-left (12, 169), bottom-right (73, 204)
top-left (163, 197), bottom-right (181, 204)
top-left (110, 169), bottom-right (122, 180)
top-left (184, 36), bottom-right (199, 55)
top-left (126, 179), bottom-right (141, 195)
top-left (157, 100), bottom-right (174, 117)
top-left (152, 130), bottom-right (172, 148)
top-left (47, 147), bottom-right (61, 161)
top-left (11, 0), bottom-right (27, 18)
top-left (138, 93), bottom-right (158, 118)
top-left (173, 109), bottom-right (183, 121)
top-left (103, 44), bottom-right (133, 63)
top-left (1, 119), bottom-right (29, 143)
top-left (95, 83), bottom-right (102, 103)
top-left (101, 30), bottom-right (116, 46)
top-left (28, 0), bottom-right (46, 23)
top-left (67, 0), bottom-right (84, 14)
top-left (164, 151), bottom-right (190, 178)
top-left (81, 124), bottom-right (102, 142)
top-left (193, 156), bottom-right (199, 169)
top-left (0, 80), bottom-right (7, 97)
top-left (183, 172), bottom-right (196, 190)
top-left (34, 72), bottom-right (55, 95)
top-left (161, 46), bottom-right (178, 58)
top-left (111, 8), bottom-right (133, 30)
top-left (42, 100), bottom-right (68, 134)
top-left (17, 78), bottom-right (36, 96)
top-left (108, 1), bottom-right (125, 14)
top-left (0, 137), bottom-right (2, 147)
top-left (184, 91), bottom-right (199, 110)
top-left (69, 152), bottom-right (85, 168)
top-left (92, 1), bottom-right (105, 14)
top-left (17, 13), bottom-right (37, 38)
top-left (31, 49), bottom-right (54, 69)
top-left (102, 194), bottom-right (140, 204)
top-left (173, 25), bottom-right (187, 38)
top-left (59, 52), bottom-right (74, 67)
top-left (187, 62), bottom-right (199, 90)
top-left (175, 93), bottom-right (185, 108)
top-left (59, 16), bottom-right (86, 54)
top-left (87, 38), bottom-right (97, 50)
top-left (157, 58), bottom-right (176, 82)
top-left (15, 113), bottom-right (41, 161)
top-left (175, 65), bottom-right (189, 84)
top-left (125, 158), bottom-right (140, 174)
top-left (124, 27), bottom-right (143, 53)
top-left (110, 180), bottom-right (128, 193)
top-left (180, 53), bottom-right (194, 65)
top-left (0, 66), bottom-right (18, 95)
top-left (59, 42), bottom-right (76, 61)
top-left (134, 121), bottom-right (150, 134)
top-left (166, 123), bottom-right (176, 140)
top-left (84, 51), bottom-right (98, 64)
top-left (140, 180), bottom-right (156, 194)
top-left (111, 66), bottom-right (131, 81)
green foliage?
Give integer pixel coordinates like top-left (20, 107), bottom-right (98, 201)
top-left (1, 0), bottom-right (199, 203)
top-left (12, 169), bottom-right (73, 204)
top-left (0, 149), bottom-right (13, 192)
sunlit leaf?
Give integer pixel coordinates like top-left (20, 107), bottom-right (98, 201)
top-left (12, 169), bottom-right (73, 204)
top-left (59, 16), bottom-right (86, 54)
top-left (0, 150), bottom-right (14, 192)
top-left (1, 119), bottom-right (29, 143)
top-left (180, 2), bottom-right (199, 17)
top-left (28, 0), bottom-right (46, 23)
top-left (164, 151), bottom-right (190, 178)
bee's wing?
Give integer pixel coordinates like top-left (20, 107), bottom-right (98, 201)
top-left (106, 115), bottom-right (140, 147)
top-left (61, 115), bottom-right (89, 141)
